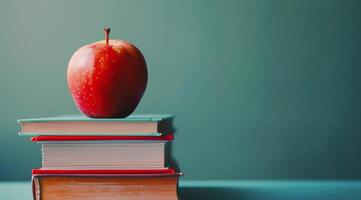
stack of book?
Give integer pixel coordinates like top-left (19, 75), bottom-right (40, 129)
top-left (18, 114), bottom-right (181, 200)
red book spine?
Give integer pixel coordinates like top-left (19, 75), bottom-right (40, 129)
top-left (32, 168), bottom-right (175, 175)
top-left (31, 134), bottom-right (174, 142)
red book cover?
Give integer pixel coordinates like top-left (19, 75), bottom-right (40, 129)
top-left (32, 168), bottom-right (179, 177)
top-left (32, 168), bottom-right (176, 175)
top-left (31, 134), bottom-right (174, 142)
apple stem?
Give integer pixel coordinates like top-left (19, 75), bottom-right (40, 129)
top-left (104, 27), bottom-right (110, 46)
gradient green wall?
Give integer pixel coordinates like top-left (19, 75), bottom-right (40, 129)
top-left (0, 0), bottom-right (360, 180)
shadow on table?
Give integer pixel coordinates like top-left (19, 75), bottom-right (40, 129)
top-left (178, 184), bottom-right (361, 200)
top-left (179, 187), bottom-right (246, 200)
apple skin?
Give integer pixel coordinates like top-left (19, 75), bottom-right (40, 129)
top-left (67, 37), bottom-right (147, 118)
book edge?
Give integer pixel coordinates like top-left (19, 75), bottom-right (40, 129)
top-left (32, 168), bottom-right (181, 177)
top-left (18, 114), bottom-right (174, 123)
top-left (19, 132), bottom-right (163, 137)
top-left (30, 134), bottom-right (174, 142)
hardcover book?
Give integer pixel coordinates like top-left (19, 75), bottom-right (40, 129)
top-left (33, 135), bottom-right (174, 170)
top-left (32, 170), bottom-right (180, 200)
top-left (18, 114), bottom-right (174, 136)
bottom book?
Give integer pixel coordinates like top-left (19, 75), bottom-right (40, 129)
top-left (32, 169), bottom-right (181, 200)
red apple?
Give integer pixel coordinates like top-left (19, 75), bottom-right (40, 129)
top-left (67, 27), bottom-right (147, 118)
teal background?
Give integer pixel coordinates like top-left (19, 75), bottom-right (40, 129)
top-left (0, 0), bottom-right (360, 180)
